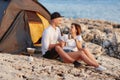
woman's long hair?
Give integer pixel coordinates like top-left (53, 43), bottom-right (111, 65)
top-left (71, 23), bottom-right (81, 35)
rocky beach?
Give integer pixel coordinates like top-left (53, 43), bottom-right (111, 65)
top-left (0, 18), bottom-right (120, 80)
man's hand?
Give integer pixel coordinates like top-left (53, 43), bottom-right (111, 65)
top-left (59, 41), bottom-right (65, 48)
top-left (48, 41), bottom-right (65, 50)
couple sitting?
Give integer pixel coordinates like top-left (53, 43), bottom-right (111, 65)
top-left (41, 12), bottom-right (106, 71)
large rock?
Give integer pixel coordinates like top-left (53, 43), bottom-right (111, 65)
top-left (82, 30), bottom-right (94, 42)
top-left (114, 32), bottom-right (120, 44)
top-left (85, 42), bottom-right (103, 57)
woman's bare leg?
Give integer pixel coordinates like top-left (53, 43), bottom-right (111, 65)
top-left (55, 46), bottom-right (75, 63)
top-left (82, 48), bottom-right (98, 64)
top-left (67, 51), bottom-right (99, 67)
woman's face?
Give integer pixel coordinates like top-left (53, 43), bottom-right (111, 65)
top-left (70, 25), bottom-right (76, 34)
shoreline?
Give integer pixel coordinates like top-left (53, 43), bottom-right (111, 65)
top-left (62, 18), bottom-right (120, 27)
top-left (67, 17), bottom-right (120, 24)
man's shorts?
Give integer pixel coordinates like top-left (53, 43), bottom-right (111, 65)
top-left (43, 48), bottom-right (59, 59)
top-left (63, 49), bottom-right (74, 53)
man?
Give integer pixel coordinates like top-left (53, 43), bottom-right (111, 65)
top-left (41, 12), bottom-right (81, 67)
top-left (42, 12), bottom-right (63, 59)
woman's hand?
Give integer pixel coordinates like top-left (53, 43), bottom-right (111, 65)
top-left (71, 33), bottom-right (77, 40)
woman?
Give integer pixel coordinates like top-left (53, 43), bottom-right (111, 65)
top-left (58, 23), bottom-right (106, 71)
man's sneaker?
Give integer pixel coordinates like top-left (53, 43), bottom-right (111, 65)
top-left (95, 65), bottom-right (107, 71)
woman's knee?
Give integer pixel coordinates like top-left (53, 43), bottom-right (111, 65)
top-left (78, 50), bottom-right (84, 54)
top-left (78, 51), bottom-right (85, 56)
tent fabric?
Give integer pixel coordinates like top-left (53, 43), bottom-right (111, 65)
top-left (27, 11), bottom-right (42, 22)
top-left (27, 11), bottom-right (43, 43)
top-left (0, 0), bottom-right (10, 23)
top-left (37, 13), bottom-right (49, 30)
top-left (0, 0), bottom-right (50, 53)
top-left (0, 11), bottom-right (33, 53)
top-left (29, 22), bottom-right (44, 43)
top-left (28, 13), bottom-right (49, 44)
top-left (0, 0), bottom-right (50, 40)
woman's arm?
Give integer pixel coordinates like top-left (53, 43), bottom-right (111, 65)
top-left (74, 39), bottom-right (83, 50)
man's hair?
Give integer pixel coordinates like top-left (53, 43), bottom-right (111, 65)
top-left (51, 12), bottom-right (63, 20)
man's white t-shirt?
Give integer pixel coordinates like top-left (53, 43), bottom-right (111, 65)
top-left (62, 34), bottom-right (83, 51)
top-left (42, 25), bottom-right (61, 55)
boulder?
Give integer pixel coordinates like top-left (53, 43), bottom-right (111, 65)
top-left (85, 42), bottom-right (103, 57)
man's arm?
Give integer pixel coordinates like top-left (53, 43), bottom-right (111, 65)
top-left (48, 40), bottom-right (65, 50)
top-left (48, 43), bottom-right (60, 50)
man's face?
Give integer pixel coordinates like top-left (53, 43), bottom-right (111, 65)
top-left (53, 17), bottom-right (63, 27)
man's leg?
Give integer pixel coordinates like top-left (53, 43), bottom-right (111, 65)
top-left (55, 46), bottom-right (75, 63)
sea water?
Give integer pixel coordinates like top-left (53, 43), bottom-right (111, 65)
top-left (39, 0), bottom-right (120, 23)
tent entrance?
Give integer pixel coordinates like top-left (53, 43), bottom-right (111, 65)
top-left (26, 11), bottom-right (49, 46)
